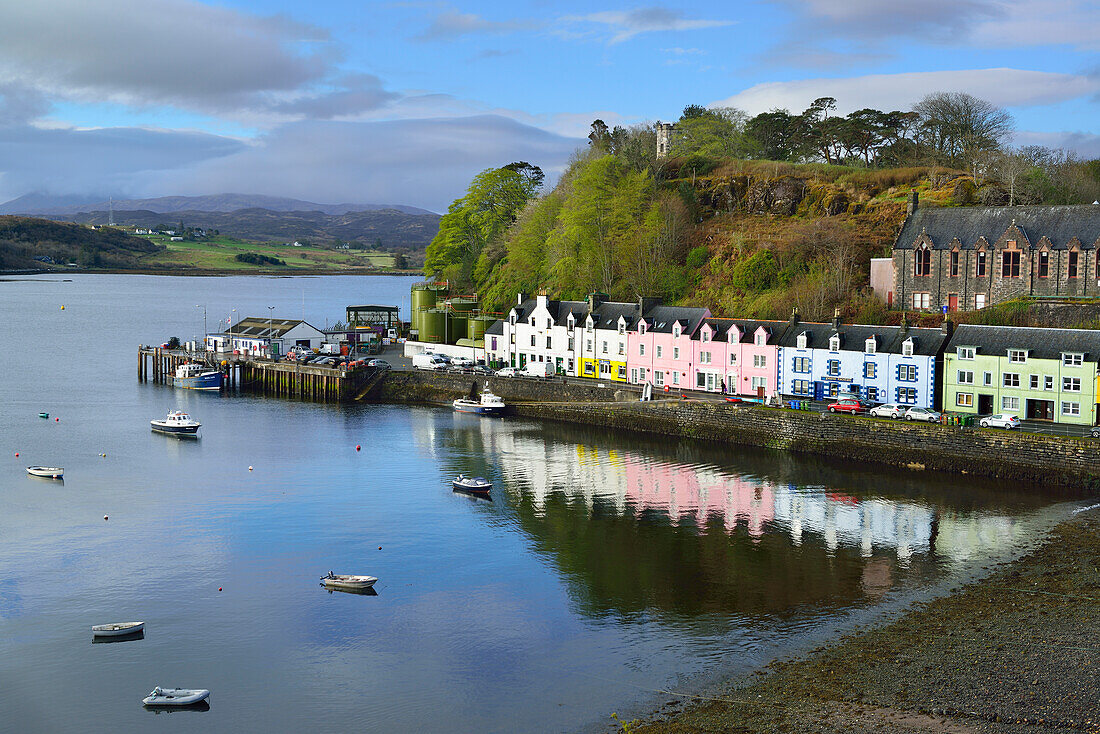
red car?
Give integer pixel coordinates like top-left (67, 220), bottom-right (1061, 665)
top-left (827, 398), bottom-right (866, 414)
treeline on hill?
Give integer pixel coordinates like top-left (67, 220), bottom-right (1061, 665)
top-left (234, 252), bottom-right (287, 267)
top-left (424, 93), bottom-right (1100, 321)
top-left (0, 216), bottom-right (162, 269)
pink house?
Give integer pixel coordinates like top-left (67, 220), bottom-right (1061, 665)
top-left (627, 306), bottom-right (709, 390)
top-left (691, 319), bottom-right (785, 397)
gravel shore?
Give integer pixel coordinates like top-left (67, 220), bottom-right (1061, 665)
top-left (634, 509), bottom-right (1100, 734)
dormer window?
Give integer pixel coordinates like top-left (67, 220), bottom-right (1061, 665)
top-left (638, 321), bottom-right (647, 335)
top-left (530, 317), bottom-right (535, 327)
top-left (1008, 349), bottom-right (1027, 363)
top-left (585, 316), bottom-right (594, 331)
top-left (829, 335), bottom-right (840, 352)
top-left (902, 338), bottom-right (914, 357)
top-left (701, 330), bottom-right (710, 342)
top-left (754, 332), bottom-right (765, 346)
top-left (618, 319), bottom-right (626, 335)
top-left (672, 323), bottom-right (681, 338)
top-left (547, 319), bottom-right (552, 329)
top-left (865, 338), bottom-right (876, 354)
top-left (728, 328), bottom-right (738, 345)
top-left (509, 313), bottom-right (516, 326)
top-left (796, 333), bottom-right (807, 349)
top-left (567, 315), bottom-right (575, 329)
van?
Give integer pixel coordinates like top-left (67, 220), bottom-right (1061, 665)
top-left (519, 361), bottom-right (555, 378)
top-left (412, 353), bottom-right (447, 371)
top-left (319, 343), bottom-right (341, 355)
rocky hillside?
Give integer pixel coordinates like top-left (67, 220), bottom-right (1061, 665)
top-left (0, 216), bottom-right (162, 269)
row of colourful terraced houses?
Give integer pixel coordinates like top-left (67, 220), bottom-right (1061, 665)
top-left (482, 292), bottom-right (1100, 426)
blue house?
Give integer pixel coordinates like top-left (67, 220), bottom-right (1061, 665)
top-left (776, 315), bottom-right (950, 409)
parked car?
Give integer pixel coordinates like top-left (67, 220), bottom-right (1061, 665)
top-left (980, 413), bottom-right (1020, 430)
top-left (315, 357), bottom-right (337, 366)
top-left (869, 403), bottom-right (907, 419)
top-left (412, 354), bottom-right (447, 371)
top-left (827, 398), bottom-right (865, 415)
top-left (449, 356), bottom-right (474, 367)
top-left (495, 367), bottom-right (518, 378)
top-left (367, 359), bottom-right (391, 371)
top-left (1089, 426), bottom-right (1100, 438)
top-left (468, 365), bottom-right (493, 375)
top-left (905, 407), bottom-right (942, 423)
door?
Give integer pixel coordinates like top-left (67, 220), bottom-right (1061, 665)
top-left (705, 373), bottom-right (716, 392)
top-left (1026, 399), bottom-right (1054, 421)
top-left (947, 294), bottom-right (959, 312)
top-left (978, 394), bottom-right (993, 415)
top-left (813, 381), bottom-right (825, 401)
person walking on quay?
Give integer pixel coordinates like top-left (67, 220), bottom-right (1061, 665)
top-left (720, 378), bottom-right (725, 394)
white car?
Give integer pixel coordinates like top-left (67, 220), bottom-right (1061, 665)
top-left (495, 367), bottom-right (518, 377)
top-left (869, 403), bottom-right (906, 419)
top-left (904, 407), bottom-right (942, 423)
top-left (980, 413), bottom-right (1021, 429)
top-left (449, 356), bottom-right (474, 367)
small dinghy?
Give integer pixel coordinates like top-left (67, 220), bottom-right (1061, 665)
top-left (38, 412), bottom-right (49, 418)
top-left (27, 466), bottom-right (64, 479)
top-left (452, 474), bottom-right (491, 494)
top-left (321, 571), bottom-right (377, 590)
top-left (92, 621), bottom-right (144, 638)
top-left (142, 687), bottom-right (210, 706)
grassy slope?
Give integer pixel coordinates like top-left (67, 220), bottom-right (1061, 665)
top-left (137, 234), bottom-right (394, 271)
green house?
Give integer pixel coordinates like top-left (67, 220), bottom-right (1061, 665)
top-left (943, 324), bottom-right (1100, 425)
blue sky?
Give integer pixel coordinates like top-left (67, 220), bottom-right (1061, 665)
top-left (0, 0), bottom-right (1097, 211)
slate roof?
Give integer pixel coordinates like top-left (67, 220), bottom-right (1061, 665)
top-left (640, 305), bottom-right (709, 334)
top-left (225, 317), bottom-right (318, 337)
top-left (485, 319), bottom-right (503, 335)
top-left (776, 321), bottom-right (949, 357)
top-left (945, 324), bottom-right (1100, 362)
top-left (591, 301), bottom-right (642, 330)
top-left (555, 300), bottom-right (589, 326)
top-left (699, 318), bottom-right (791, 343)
top-left (894, 205), bottom-right (1100, 251)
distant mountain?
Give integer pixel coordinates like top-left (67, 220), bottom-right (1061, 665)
top-left (47, 207), bottom-right (441, 250)
top-left (0, 192), bottom-right (436, 217)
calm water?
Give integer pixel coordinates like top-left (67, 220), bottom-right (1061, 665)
top-left (0, 274), bottom-right (1084, 733)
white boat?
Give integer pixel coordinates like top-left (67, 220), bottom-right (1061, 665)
top-left (452, 474), bottom-right (492, 494)
top-left (26, 466), bottom-right (63, 479)
top-left (321, 571), bottom-right (377, 590)
top-left (92, 621), bottom-right (144, 637)
top-left (453, 383), bottom-right (506, 415)
top-left (150, 410), bottom-right (201, 436)
top-left (142, 687), bottom-right (210, 706)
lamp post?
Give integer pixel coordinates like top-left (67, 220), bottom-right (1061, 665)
top-left (267, 306), bottom-right (275, 358)
top-left (195, 304), bottom-right (206, 355)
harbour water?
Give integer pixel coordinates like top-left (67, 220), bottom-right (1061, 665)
top-left (0, 274), bottom-right (1082, 733)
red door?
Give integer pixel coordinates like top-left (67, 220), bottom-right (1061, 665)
top-left (947, 294), bottom-right (959, 312)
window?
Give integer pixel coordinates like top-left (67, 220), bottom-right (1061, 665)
top-left (530, 317), bottom-right (535, 327)
top-left (754, 354), bottom-right (767, 369)
top-left (976, 250), bottom-right (987, 277)
top-left (792, 379), bottom-right (811, 395)
top-left (672, 324), bottom-right (681, 338)
top-left (618, 323), bottom-right (625, 335)
top-left (915, 246), bottom-right (931, 276)
top-left (956, 392), bottom-right (974, 407)
top-left (1062, 401), bottom-right (1081, 416)
top-left (829, 335), bottom-right (840, 351)
top-left (1003, 373), bottom-right (1020, 388)
top-left (827, 382), bottom-right (840, 397)
top-left (866, 387), bottom-right (879, 401)
top-left (751, 376), bottom-right (768, 391)
top-left (638, 322), bottom-right (646, 335)
top-left (957, 370), bottom-right (974, 384)
top-left (896, 387), bottom-right (918, 404)
top-left (509, 313), bottom-right (517, 325)
top-left (1038, 250), bottom-right (1049, 278)
top-left (864, 362), bottom-right (877, 379)
top-left (792, 357), bottom-right (810, 373)
top-left (701, 330), bottom-right (710, 342)
top-left (617, 365), bottom-right (626, 379)
top-left (672, 372), bottom-right (679, 385)
top-left (950, 250), bottom-right (960, 276)
top-left (530, 335), bottom-right (536, 347)
top-left (1030, 375), bottom-right (1040, 390)
top-left (826, 359), bottom-right (841, 377)
top-left (755, 333), bottom-right (766, 346)
top-left (584, 362), bottom-right (595, 376)
top-left (902, 340), bottom-right (914, 357)
top-left (618, 343), bottom-right (625, 355)
top-left (983, 372), bottom-right (993, 386)
top-left (1045, 375), bottom-right (1054, 391)
top-left (898, 364), bottom-right (917, 381)
top-left (912, 293), bottom-right (930, 309)
top-left (729, 353), bottom-right (738, 366)
top-left (796, 333), bottom-right (808, 349)
top-left (1008, 350), bottom-right (1027, 363)
top-left (510, 334), bottom-right (515, 344)
top-left (696, 372), bottom-right (707, 388)
top-left (1069, 251), bottom-right (1079, 278)
top-left (567, 316), bottom-right (575, 329)
top-left (601, 341), bottom-right (608, 354)
top-left (1002, 250), bottom-right (1021, 278)
top-left (654, 371), bottom-right (664, 386)
top-left (568, 337), bottom-right (575, 351)
top-left (656, 346), bottom-right (662, 358)
top-left (700, 351), bottom-right (711, 364)
top-left (673, 347), bottom-right (680, 360)
top-left (639, 343), bottom-right (645, 356)
top-left (1063, 353), bottom-right (1084, 367)
top-left (957, 347), bottom-right (975, 360)
top-left (546, 336), bottom-right (552, 349)
top-left (865, 338), bottom-right (876, 353)
top-left (586, 340), bottom-right (592, 352)
top-left (1002, 396), bottom-right (1019, 411)
top-left (975, 294), bottom-right (987, 310)
top-left (631, 369), bottom-right (638, 383)
top-left (546, 319), bottom-right (552, 330)
top-left (1064, 377), bottom-right (1082, 392)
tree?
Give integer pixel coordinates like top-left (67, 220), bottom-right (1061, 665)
top-left (746, 109), bottom-right (796, 161)
top-left (672, 106), bottom-right (752, 160)
top-left (912, 92), bottom-right (1013, 166)
top-left (588, 120), bottom-right (612, 152)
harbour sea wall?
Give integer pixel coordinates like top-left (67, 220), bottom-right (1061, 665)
top-left (368, 371), bottom-right (1100, 489)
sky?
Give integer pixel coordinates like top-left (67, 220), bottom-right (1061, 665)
top-left (0, 0), bottom-right (1097, 212)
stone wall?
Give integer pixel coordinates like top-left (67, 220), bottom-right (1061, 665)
top-left (369, 370), bottom-right (634, 405)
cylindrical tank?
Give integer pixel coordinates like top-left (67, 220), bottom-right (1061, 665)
top-left (448, 313), bottom-right (468, 341)
top-left (447, 296), bottom-right (478, 314)
top-left (420, 308), bottom-right (448, 343)
top-left (411, 286), bottom-right (438, 334)
top-left (467, 316), bottom-right (489, 342)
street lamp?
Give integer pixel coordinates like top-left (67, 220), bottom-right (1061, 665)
top-left (195, 304), bottom-right (206, 354)
top-left (267, 306), bottom-right (275, 358)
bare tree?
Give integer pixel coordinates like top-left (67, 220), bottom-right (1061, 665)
top-left (990, 150), bottom-right (1033, 206)
top-left (912, 92), bottom-right (1013, 167)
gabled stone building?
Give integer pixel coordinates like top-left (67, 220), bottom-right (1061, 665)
top-left (891, 195), bottom-right (1100, 312)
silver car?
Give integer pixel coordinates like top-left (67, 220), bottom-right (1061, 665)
top-left (869, 403), bottom-right (906, 419)
top-left (904, 407), bottom-right (942, 423)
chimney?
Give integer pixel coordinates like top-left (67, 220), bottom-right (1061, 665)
top-left (638, 296), bottom-right (661, 315)
top-left (941, 319), bottom-right (953, 338)
top-left (788, 307), bottom-right (800, 326)
top-left (587, 292), bottom-right (607, 311)
top-left (516, 292), bottom-right (526, 306)
top-left (536, 292), bottom-right (549, 309)
top-left (831, 307), bottom-right (841, 330)
top-left (906, 191), bottom-right (919, 216)
top-left (899, 313), bottom-right (909, 337)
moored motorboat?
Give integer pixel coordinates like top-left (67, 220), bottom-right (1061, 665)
top-left (38, 412), bottom-right (49, 418)
top-left (92, 621), bottom-right (144, 637)
top-left (170, 363), bottom-right (222, 391)
top-left (452, 474), bottom-right (491, 494)
top-left (321, 571), bottom-right (377, 590)
top-left (452, 383), bottom-right (506, 416)
top-left (142, 687), bottom-right (210, 706)
top-left (26, 466), bottom-right (63, 479)
top-left (150, 410), bottom-right (201, 436)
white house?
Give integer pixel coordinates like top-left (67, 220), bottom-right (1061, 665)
top-left (496, 293), bottom-right (589, 375)
top-left (207, 317), bottom-right (326, 358)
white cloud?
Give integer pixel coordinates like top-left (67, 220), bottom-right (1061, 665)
top-left (561, 8), bottom-right (733, 44)
top-left (414, 11), bottom-right (537, 40)
top-left (713, 69), bottom-right (1100, 115)
top-left (1013, 130), bottom-right (1100, 158)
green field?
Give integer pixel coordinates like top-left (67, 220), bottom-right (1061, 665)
top-left (139, 235), bottom-right (395, 271)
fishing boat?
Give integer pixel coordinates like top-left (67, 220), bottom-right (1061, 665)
top-left (321, 571), bottom-right (377, 590)
top-left (150, 410), bottom-right (201, 436)
top-left (92, 621), bottom-right (144, 638)
top-left (452, 474), bottom-right (491, 494)
top-left (142, 687), bottom-right (210, 706)
top-left (26, 466), bottom-right (63, 479)
top-left (170, 363), bottom-right (222, 391)
top-left (452, 383), bottom-right (506, 415)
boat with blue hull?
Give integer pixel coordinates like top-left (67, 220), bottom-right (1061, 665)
top-left (171, 363), bottom-right (222, 391)
top-left (453, 383), bottom-right (506, 416)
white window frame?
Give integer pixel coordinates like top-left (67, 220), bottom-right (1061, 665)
top-left (829, 335), bottom-right (840, 352)
top-left (639, 343), bottom-right (645, 356)
top-left (751, 376), bottom-right (767, 391)
top-left (975, 294), bottom-right (987, 310)
top-left (1063, 353), bottom-right (1084, 367)
top-left (956, 392), bottom-right (974, 407)
top-left (673, 347), bottom-right (680, 360)
top-left (1003, 372), bottom-right (1020, 388)
top-left (865, 338), bottom-right (876, 354)
top-left (957, 370), bottom-right (974, 385)
top-left (957, 347), bottom-right (975, 360)
top-left (656, 345), bottom-right (662, 359)
top-left (1062, 401), bottom-right (1081, 416)
top-left (1063, 376), bottom-right (1082, 392)
top-left (1002, 396), bottom-right (1020, 411)
top-left (753, 354), bottom-right (767, 369)
top-left (754, 333), bottom-right (765, 346)
top-left (1008, 349), bottom-right (1027, 364)
top-left (796, 333), bottom-right (807, 349)
top-left (902, 339), bottom-right (914, 357)
top-left (1045, 375), bottom-right (1054, 391)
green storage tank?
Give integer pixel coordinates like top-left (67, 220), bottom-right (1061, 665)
top-left (448, 313), bottom-right (468, 342)
top-left (467, 316), bottom-right (490, 342)
top-left (410, 286), bottom-right (438, 334)
top-left (447, 296), bottom-right (478, 314)
top-left (420, 308), bottom-right (448, 343)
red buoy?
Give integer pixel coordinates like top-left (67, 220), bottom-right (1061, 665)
top-left (218, 587), bottom-right (223, 592)
top-left (55, 417), bottom-right (59, 422)
top-left (356, 445), bottom-right (361, 451)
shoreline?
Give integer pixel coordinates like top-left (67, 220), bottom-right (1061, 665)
top-left (1, 267), bottom-right (422, 277)
top-left (631, 507), bottom-right (1100, 734)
